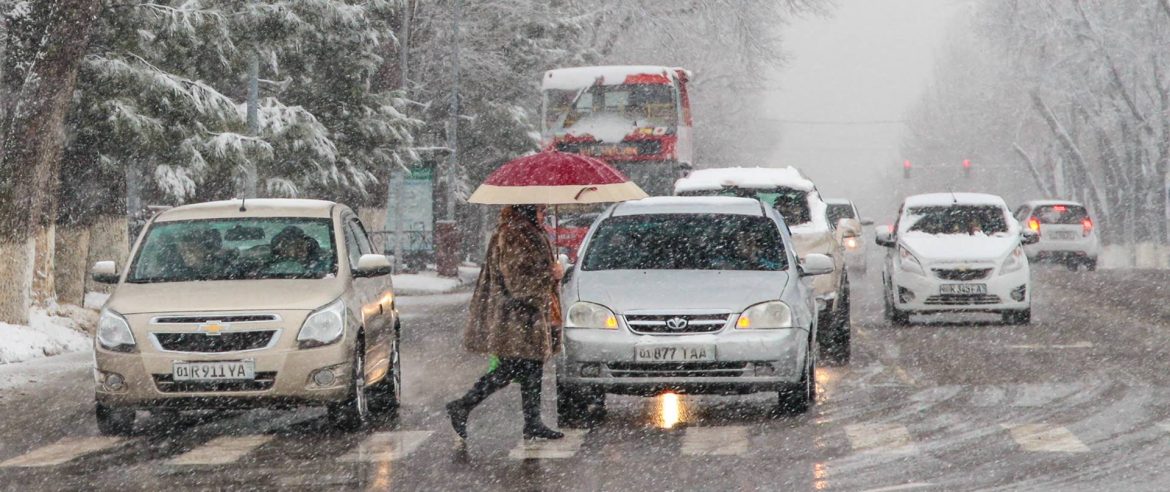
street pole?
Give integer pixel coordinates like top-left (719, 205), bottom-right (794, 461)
top-left (445, 0), bottom-right (460, 221)
top-left (390, 1), bottom-right (412, 272)
top-left (244, 20), bottom-right (259, 199)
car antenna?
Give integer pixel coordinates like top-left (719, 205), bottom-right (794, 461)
top-left (239, 197), bottom-right (247, 212)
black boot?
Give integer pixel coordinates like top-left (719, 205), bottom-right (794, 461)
top-left (521, 367), bottom-right (564, 441)
top-left (446, 400), bottom-right (470, 440)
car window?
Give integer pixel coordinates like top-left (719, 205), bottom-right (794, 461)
top-left (582, 214), bottom-right (787, 271)
top-left (679, 187), bottom-right (812, 225)
top-left (349, 218), bottom-right (374, 255)
top-left (128, 218), bottom-right (337, 283)
top-left (826, 203), bottom-right (855, 224)
top-left (1014, 206), bottom-right (1030, 221)
top-left (905, 205), bottom-right (1009, 235)
top-left (1033, 205), bottom-right (1088, 224)
top-left (342, 219), bottom-right (364, 267)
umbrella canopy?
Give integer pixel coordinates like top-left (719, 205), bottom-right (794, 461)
top-left (468, 151), bottom-right (648, 205)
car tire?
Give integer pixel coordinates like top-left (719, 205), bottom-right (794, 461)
top-left (329, 344), bottom-right (370, 432)
top-left (823, 288), bottom-right (851, 365)
top-left (96, 403), bottom-right (135, 436)
top-left (890, 306), bottom-right (910, 326)
top-left (778, 340), bottom-right (815, 414)
top-left (1066, 260), bottom-right (1079, 272)
top-left (1086, 259), bottom-right (1098, 271)
top-left (556, 381), bottom-right (605, 428)
top-left (368, 332), bottom-right (401, 422)
top-left (1003, 309), bottom-right (1031, 325)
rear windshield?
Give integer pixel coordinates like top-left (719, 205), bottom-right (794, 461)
top-left (1033, 205), bottom-right (1088, 224)
top-left (128, 218), bottom-right (337, 283)
top-left (905, 205), bottom-right (1009, 235)
top-left (678, 187), bottom-right (811, 225)
top-left (826, 203), bottom-right (856, 224)
top-left (581, 214), bottom-right (787, 271)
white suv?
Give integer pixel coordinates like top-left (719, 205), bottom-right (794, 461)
top-left (877, 193), bottom-right (1038, 325)
top-left (1014, 200), bottom-right (1100, 271)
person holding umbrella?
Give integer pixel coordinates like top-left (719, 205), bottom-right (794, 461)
top-left (446, 151), bottom-right (648, 442)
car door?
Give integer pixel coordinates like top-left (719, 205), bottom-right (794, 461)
top-left (343, 214), bottom-right (395, 386)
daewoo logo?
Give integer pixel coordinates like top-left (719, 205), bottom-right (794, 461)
top-left (666, 317), bottom-right (689, 330)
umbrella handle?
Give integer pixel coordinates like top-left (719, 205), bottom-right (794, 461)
top-left (574, 186), bottom-right (599, 200)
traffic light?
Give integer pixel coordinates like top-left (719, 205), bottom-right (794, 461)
top-left (962, 159), bottom-right (971, 178)
top-left (903, 160), bottom-right (911, 179)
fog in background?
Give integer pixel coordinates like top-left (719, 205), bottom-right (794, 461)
top-left (765, 0), bottom-right (977, 223)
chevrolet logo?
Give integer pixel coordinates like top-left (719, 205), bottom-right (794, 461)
top-left (198, 322), bottom-right (228, 336)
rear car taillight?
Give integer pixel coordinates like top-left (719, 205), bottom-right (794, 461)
top-left (1027, 217), bottom-right (1041, 234)
top-left (1082, 217), bottom-right (1093, 237)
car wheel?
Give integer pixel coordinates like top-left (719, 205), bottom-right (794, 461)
top-left (823, 289), bottom-right (851, 365)
top-left (1066, 260), bottom-right (1079, 272)
top-left (556, 381), bottom-right (606, 428)
top-left (329, 344), bottom-right (370, 431)
top-left (1003, 309), bottom-right (1031, 325)
top-left (778, 341), bottom-right (815, 414)
top-left (890, 306), bottom-right (910, 326)
top-left (1086, 259), bottom-right (1098, 271)
top-left (96, 403), bottom-right (135, 436)
top-left (368, 333), bottom-right (401, 421)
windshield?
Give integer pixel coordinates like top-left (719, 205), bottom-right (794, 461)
top-left (905, 205), bottom-right (1009, 235)
top-left (582, 214), bottom-right (786, 271)
top-left (545, 83), bottom-right (678, 132)
top-left (826, 204), bottom-right (855, 224)
top-left (679, 188), bottom-right (812, 226)
top-left (128, 218), bottom-right (337, 283)
top-left (1033, 205), bottom-right (1088, 224)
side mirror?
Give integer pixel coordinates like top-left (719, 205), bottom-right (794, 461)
top-left (799, 254), bottom-right (835, 277)
top-left (1021, 230), bottom-right (1040, 245)
top-left (860, 218), bottom-right (875, 226)
top-left (354, 254), bottom-right (394, 278)
top-left (875, 232), bottom-right (897, 248)
top-left (836, 219), bottom-right (860, 238)
top-left (91, 261), bottom-right (119, 284)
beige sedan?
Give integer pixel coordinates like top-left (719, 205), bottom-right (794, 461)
top-left (91, 199), bottom-right (399, 433)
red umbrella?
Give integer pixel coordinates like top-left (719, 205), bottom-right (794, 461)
top-left (468, 151), bottom-right (647, 205)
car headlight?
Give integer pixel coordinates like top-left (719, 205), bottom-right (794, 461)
top-left (298, 299), bottom-right (347, 348)
top-left (1001, 246), bottom-right (1026, 274)
top-left (736, 301), bottom-right (793, 329)
top-left (97, 309), bottom-right (136, 353)
top-left (566, 302), bottom-right (618, 329)
top-left (899, 246), bottom-right (926, 276)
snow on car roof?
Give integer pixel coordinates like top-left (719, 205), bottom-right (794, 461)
top-left (1023, 199), bottom-right (1086, 208)
top-left (156, 198), bottom-right (338, 222)
top-left (673, 167), bottom-right (815, 193)
top-left (542, 66), bottom-right (676, 90)
top-left (904, 193), bottom-right (1008, 208)
top-left (823, 198), bottom-right (853, 205)
top-left (610, 196), bottom-right (765, 217)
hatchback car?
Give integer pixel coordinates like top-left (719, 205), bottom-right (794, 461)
top-left (877, 193), bottom-right (1037, 325)
top-left (1014, 200), bottom-right (1099, 271)
top-left (825, 198), bottom-right (873, 274)
top-left (556, 197), bottom-right (834, 424)
top-left (90, 199), bottom-right (400, 434)
top-left (675, 167), bottom-right (852, 363)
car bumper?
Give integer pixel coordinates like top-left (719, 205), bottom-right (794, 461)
top-left (94, 342), bottom-right (352, 410)
top-left (557, 327), bottom-right (808, 395)
top-left (892, 267), bottom-right (1030, 313)
top-left (1025, 238), bottom-right (1099, 259)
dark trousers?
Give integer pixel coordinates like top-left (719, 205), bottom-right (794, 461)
top-left (454, 357), bottom-right (545, 428)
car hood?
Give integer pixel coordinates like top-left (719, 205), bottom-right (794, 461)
top-left (107, 279), bottom-right (346, 315)
top-left (573, 270), bottom-right (789, 313)
top-left (900, 232), bottom-right (1018, 263)
top-left (790, 230), bottom-right (834, 257)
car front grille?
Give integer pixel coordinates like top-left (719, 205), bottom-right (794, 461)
top-left (932, 268), bottom-right (993, 281)
top-left (624, 314), bottom-right (731, 334)
top-left (606, 362), bottom-right (748, 378)
top-left (153, 331), bottom-right (277, 353)
top-left (152, 315), bottom-right (278, 324)
top-left (924, 295), bottom-right (1002, 305)
top-left (152, 372), bottom-right (277, 393)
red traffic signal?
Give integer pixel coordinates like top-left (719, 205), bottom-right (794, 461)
top-left (962, 159), bottom-right (971, 177)
top-left (903, 160), bottom-right (911, 179)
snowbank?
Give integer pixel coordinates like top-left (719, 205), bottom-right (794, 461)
top-left (0, 307), bottom-right (94, 365)
top-left (393, 265), bottom-right (480, 296)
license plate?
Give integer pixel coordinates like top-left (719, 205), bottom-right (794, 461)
top-left (634, 345), bottom-right (715, 362)
top-left (940, 284), bottom-right (987, 295)
top-left (173, 360), bottom-right (255, 381)
top-left (1049, 231), bottom-right (1077, 241)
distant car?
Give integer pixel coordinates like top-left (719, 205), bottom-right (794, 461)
top-left (90, 199), bottom-right (400, 434)
top-left (1013, 200), bottom-right (1099, 271)
top-left (674, 167), bottom-right (852, 364)
top-left (877, 193), bottom-right (1037, 325)
top-left (825, 198), bottom-right (873, 274)
top-left (557, 197), bottom-right (833, 423)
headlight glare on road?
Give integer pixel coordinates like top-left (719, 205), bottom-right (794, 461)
top-left (96, 309), bottom-right (136, 352)
top-left (566, 302), bottom-right (618, 329)
top-left (899, 246), bottom-right (926, 276)
top-left (1001, 247), bottom-right (1026, 274)
top-left (737, 301), bottom-right (793, 329)
top-left (298, 299), bottom-right (346, 348)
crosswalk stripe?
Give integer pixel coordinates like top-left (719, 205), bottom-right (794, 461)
top-left (681, 426), bottom-right (749, 456)
top-left (167, 435), bottom-right (274, 466)
top-left (845, 424), bottom-right (918, 454)
top-left (339, 431), bottom-right (433, 462)
top-left (1002, 424), bottom-right (1088, 453)
top-left (0, 437), bottom-right (125, 468)
top-left (508, 429), bottom-right (588, 460)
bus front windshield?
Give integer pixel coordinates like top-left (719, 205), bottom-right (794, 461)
top-left (545, 84), bottom-right (678, 134)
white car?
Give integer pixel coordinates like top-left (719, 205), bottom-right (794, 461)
top-left (675, 167), bottom-right (852, 364)
top-left (877, 193), bottom-right (1038, 325)
top-left (825, 198), bottom-right (873, 274)
top-left (1013, 200), bottom-right (1100, 271)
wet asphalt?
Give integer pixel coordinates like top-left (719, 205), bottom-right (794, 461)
top-left (3, 264), bottom-right (1170, 491)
